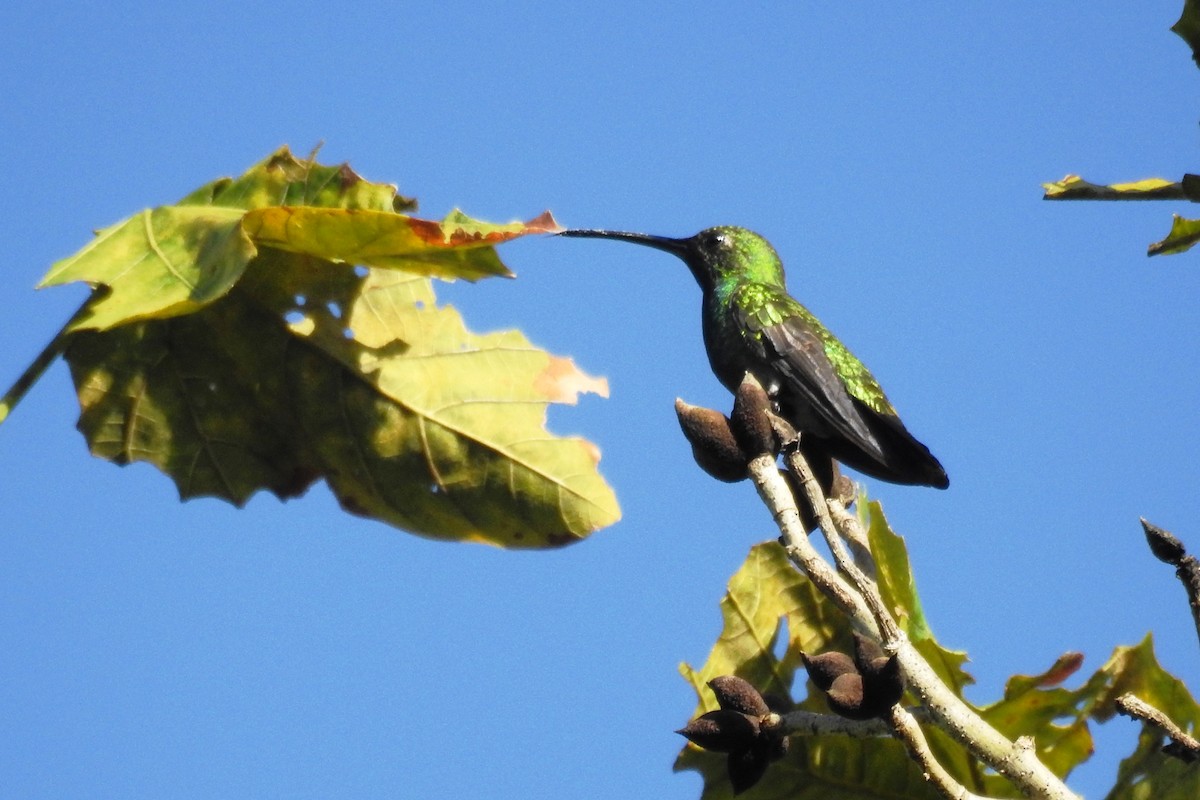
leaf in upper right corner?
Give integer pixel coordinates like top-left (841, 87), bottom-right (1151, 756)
top-left (1173, 0), bottom-right (1200, 68)
top-left (1042, 175), bottom-right (1183, 200)
top-left (1149, 215), bottom-right (1200, 256)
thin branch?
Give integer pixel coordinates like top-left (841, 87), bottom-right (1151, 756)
top-left (1115, 693), bottom-right (1200, 763)
top-left (887, 705), bottom-right (989, 800)
top-left (783, 442), bottom-right (899, 642)
top-left (781, 706), bottom-right (932, 738)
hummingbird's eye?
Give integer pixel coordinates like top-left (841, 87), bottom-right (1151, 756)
top-left (703, 231), bottom-right (730, 250)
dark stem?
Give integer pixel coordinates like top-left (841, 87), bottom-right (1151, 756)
top-left (1140, 518), bottom-right (1200, 656)
top-left (0, 293), bottom-right (93, 427)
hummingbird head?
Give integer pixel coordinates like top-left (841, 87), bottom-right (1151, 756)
top-left (560, 226), bottom-right (785, 293)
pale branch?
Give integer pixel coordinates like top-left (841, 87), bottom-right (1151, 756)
top-left (1139, 518), bottom-right (1200, 654)
top-left (744, 448), bottom-right (1080, 800)
top-left (782, 441), bottom-right (899, 642)
top-left (1115, 693), bottom-right (1200, 763)
top-left (746, 454), bottom-right (872, 629)
top-left (886, 705), bottom-right (990, 800)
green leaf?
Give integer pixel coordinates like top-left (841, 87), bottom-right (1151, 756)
top-left (64, 248), bottom-right (618, 546)
top-left (1094, 637), bottom-right (1200, 799)
top-left (177, 146), bottom-right (415, 212)
top-left (676, 500), bottom-right (1200, 798)
top-left (674, 525), bottom-right (965, 799)
top-left (1149, 215), bottom-right (1200, 256)
top-left (1173, 0), bottom-right (1200, 68)
top-left (1042, 175), bottom-right (1185, 200)
top-left (240, 206), bottom-right (561, 281)
top-left (976, 653), bottom-right (1096, 791)
top-left (33, 147), bottom-right (618, 547)
top-left (38, 206), bottom-right (253, 331)
top-left (37, 146), bottom-right (545, 332)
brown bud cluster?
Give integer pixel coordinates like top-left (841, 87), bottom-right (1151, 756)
top-left (676, 675), bottom-right (790, 794)
top-left (801, 633), bottom-right (905, 721)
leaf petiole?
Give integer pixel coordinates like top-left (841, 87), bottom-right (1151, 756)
top-left (0, 292), bottom-right (94, 427)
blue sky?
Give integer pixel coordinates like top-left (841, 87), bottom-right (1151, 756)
top-left (3, 3), bottom-right (1199, 798)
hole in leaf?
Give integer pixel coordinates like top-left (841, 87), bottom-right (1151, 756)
top-left (773, 616), bottom-right (790, 662)
top-left (414, 300), bottom-right (425, 310)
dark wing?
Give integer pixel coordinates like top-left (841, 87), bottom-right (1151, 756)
top-left (751, 312), bottom-right (889, 465)
top-left (735, 288), bottom-right (948, 488)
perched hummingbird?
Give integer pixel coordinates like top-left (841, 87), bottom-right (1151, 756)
top-left (560, 226), bottom-right (948, 489)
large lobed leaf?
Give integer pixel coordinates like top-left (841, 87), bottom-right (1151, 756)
top-left (38, 147), bottom-right (619, 547)
top-left (677, 498), bottom-right (1200, 798)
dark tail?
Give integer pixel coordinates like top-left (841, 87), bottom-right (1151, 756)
top-left (821, 404), bottom-right (949, 489)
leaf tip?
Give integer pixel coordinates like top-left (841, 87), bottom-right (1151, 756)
top-left (524, 210), bottom-right (564, 234)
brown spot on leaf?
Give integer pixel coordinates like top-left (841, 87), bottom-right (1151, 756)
top-left (534, 356), bottom-right (609, 403)
top-left (336, 163), bottom-right (363, 190)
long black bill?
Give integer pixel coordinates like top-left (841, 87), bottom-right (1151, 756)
top-left (559, 229), bottom-right (690, 257)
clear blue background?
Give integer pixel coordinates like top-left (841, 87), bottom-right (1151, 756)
top-left (2, 3), bottom-right (1198, 798)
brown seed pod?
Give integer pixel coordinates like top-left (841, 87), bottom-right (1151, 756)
top-left (677, 709), bottom-right (760, 753)
top-left (800, 650), bottom-right (856, 691)
top-left (726, 746), bottom-right (771, 795)
top-left (731, 374), bottom-right (777, 457)
top-left (675, 398), bottom-right (748, 482)
top-left (708, 675), bottom-right (770, 717)
top-left (851, 633), bottom-right (886, 671)
top-left (1141, 518), bottom-right (1186, 565)
top-left (824, 671), bottom-right (870, 719)
top-left (852, 633), bottom-right (904, 709)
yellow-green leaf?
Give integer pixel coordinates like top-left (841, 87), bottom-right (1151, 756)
top-left (37, 147), bottom-right (546, 332)
top-left (677, 498), bottom-right (1185, 798)
top-left (673, 536), bottom-right (952, 799)
top-left (177, 145), bottom-right (414, 213)
top-left (240, 206), bottom-right (561, 281)
top-left (1149, 215), bottom-right (1200, 256)
top-left (1042, 175), bottom-right (1184, 200)
top-left (39, 206), bottom-right (252, 331)
top-left (63, 247), bottom-right (619, 547)
top-left (35, 147), bottom-right (617, 547)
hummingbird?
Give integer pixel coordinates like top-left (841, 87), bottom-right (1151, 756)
top-left (560, 226), bottom-right (948, 489)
